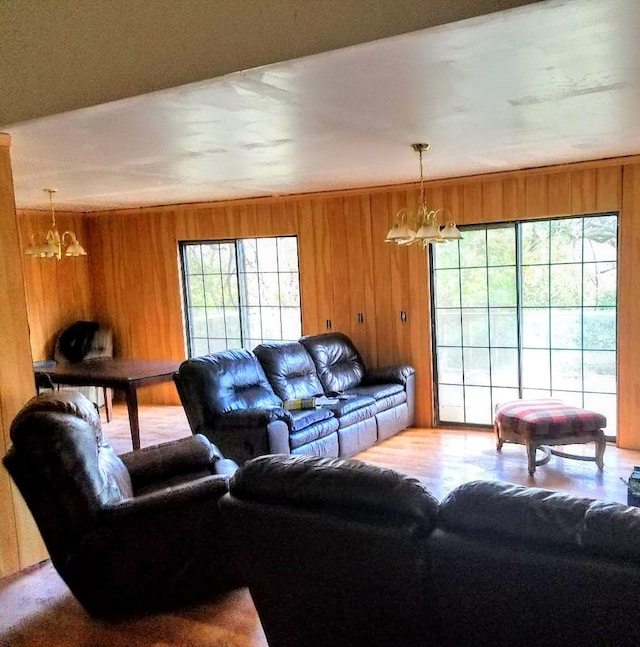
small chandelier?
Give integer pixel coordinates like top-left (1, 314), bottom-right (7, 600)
top-left (24, 189), bottom-right (87, 260)
top-left (385, 143), bottom-right (462, 246)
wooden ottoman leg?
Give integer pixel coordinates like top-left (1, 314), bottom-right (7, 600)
top-left (526, 439), bottom-right (537, 476)
top-left (495, 422), bottom-right (505, 451)
top-left (594, 430), bottom-right (606, 470)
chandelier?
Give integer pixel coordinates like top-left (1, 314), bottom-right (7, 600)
top-left (24, 189), bottom-right (87, 260)
top-left (385, 143), bottom-right (462, 246)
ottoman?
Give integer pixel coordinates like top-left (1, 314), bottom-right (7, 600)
top-left (494, 398), bottom-right (606, 475)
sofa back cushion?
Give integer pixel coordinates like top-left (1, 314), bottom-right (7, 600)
top-left (300, 332), bottom-right (365, 393)
top-left (175, 350), bottom-right (282, 430)
top-left (254, 341), bottom-right (324, 401)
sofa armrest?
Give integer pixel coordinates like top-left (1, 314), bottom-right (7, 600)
top-left (120, 434), bottom-right (225, 490)
top-left (363, 364), bottom-right (415, 387)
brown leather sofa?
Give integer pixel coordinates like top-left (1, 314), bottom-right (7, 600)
top-left (3, 391), bottom-right (240, 618)
top-left (222, 454), bottom-right (640, 647)
top-left (175, 333), bottom-right (415, 464)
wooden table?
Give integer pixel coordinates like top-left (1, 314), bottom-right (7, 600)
top-left (33, 358), bottom-right (181, 450)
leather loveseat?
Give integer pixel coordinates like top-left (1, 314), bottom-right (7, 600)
top-left (174, 333), bottom-right (414, 464)
top-left (222, 454), bottom-right (640, 647)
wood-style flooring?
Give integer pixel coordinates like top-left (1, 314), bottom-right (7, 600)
top-left (2, 403), bottom-right (639, 647)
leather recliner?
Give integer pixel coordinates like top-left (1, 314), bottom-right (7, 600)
top-left (3, 391), bottom-right (240, 618)
top-left (221, 454), bottom-right (442, 647)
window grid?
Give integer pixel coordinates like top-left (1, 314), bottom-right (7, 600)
top-left (180, 237), bottom-right (302, 357)
top-left (431, 215), bottom-right (618, 438)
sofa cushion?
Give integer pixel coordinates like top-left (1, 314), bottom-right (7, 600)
top-left (300, 332), bottom-right (366, 393)
top-left (323, 395), bottom-right (377, 429)
top-left (287, 407), bottom-right (335, 432)
top-left (289, 417), bottom-right (340, 450)
top-left (254, 341), bottom-right (324, 401)
top-left (348, 383), bottom-right (406, 413)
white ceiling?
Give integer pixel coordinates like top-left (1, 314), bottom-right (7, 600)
top-left (6, 0), bottom-right (640, 212)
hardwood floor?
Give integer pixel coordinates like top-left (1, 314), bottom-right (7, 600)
top-left (2, 403), bottom-right (639, 647)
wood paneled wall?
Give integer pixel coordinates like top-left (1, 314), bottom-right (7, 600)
top-left (0, 136), bottom-right (47, 578)
top-left (17, 157), bottom-right (640, 446)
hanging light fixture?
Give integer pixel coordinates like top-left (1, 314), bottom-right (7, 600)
top-left (24, 189), bottom-right (87, 260)
top-left (385, 143), bottom-right (462, 246)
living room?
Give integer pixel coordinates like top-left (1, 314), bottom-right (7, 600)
top-left (2, 1), bottom-right (640, 644)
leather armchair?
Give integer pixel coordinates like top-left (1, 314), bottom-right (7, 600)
top-left (3, 391), bottom-right (240, 618)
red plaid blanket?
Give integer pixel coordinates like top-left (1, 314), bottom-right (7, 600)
top-left (495, 398), bottom-right (606, 437)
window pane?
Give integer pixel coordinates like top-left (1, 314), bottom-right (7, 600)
top-left (492, 387), bottom-right (520, 414)
top-left (583, 262), bottom-right (617, 306)
top-left (224, 308), bottom-right (241, 338)
top-left (460, 268), bottom-right (488, 307)
top-left (488, 266), bottom-right (516, 307)
top-left (257, 237), bottom-right (278, 272)
top-left (278, 237), bottom-right (299, 271)
top-left (259, 273), bottom-right (280, 306)
top-left (206, 308), bottom-right (226, 338)
top-left (201, 245), bottom-right (221, 274)
top-left (242, 273), bottom-right (261, 306)
top-left (522, 349), bottom-right (550, 389)
top-left (550, 308), bottom-right (581, 349)
top-left (461, 309), bottom-right (489, 346)
top-left (242, 306), bottom-right (262, 340)
top-left (281, 308), bottom-right (302, 341)
top-left (221, 274), bottom-right (239, 306)
top-left (487, 226), bottom-right (515, 266)
top-left (584, 351), bottom-right (616, 393)
top-left (434, 269), bottom-right (460, 307)
top-left (550, 264), bottom-right (582, 306)
top-left (583, 307), bottom-right (616, 350)
top-left (192, 338), bottom-right (210, 356)
top-left (583, 216), bottom-right (617, 261)
top-left (438, 384), bottom-right (464, 423)
top-left (433, 240), bottom-right (459, 269)
top-left (550, 218), bottom-right (583, 263)
top-left (203, 275), bottom-right (223, 307)
top-left (279, 272), bottom-right (300, 307)
top-left (459, 230), bottom-right (486, 268)
top-left (185, 245), bottom-right (203, 274)
top-left (189, 307), bottom-right (207, 337)
top-left (261, 307), bottom-right (282, 339)
top-left (551, 350), bottom-right (582, 391)
top-left (521, 221), bottom-right (549, 264)
top-left (521, 266), bottom-right (549, 306)
top-left (464, 386), bottom-right (492, 424)
top-left (522, 308), bottom-right (549, 348)
top-left (490, 348), bottom-right (518, 387)
top-left (438, 347), bottom-right (463, 384)
top-left (437, 309), bottom-right (462, 346)
top-left (489, 308), bottom-right (518, 347)
top-left (463, 348), bottom-right (490, 386)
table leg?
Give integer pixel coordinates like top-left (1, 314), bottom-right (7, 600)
top-left (104, 387), bottom-right (113, 423)
top-left (125, 385), bottom-right (141, 450)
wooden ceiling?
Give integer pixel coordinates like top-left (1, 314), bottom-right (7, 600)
top-left (4, 0), bottom-right (639, 212)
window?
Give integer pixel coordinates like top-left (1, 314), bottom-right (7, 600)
top-left (431, 215), bottom-right (618, 437)
top-left (180, 236), bottom-right (302, 356)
